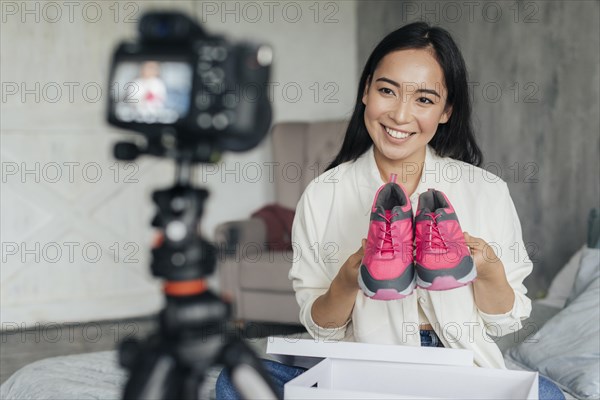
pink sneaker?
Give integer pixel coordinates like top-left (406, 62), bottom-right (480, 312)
top-left (415, 189), bottom-right (476, 290)
top-left (358, 174), bottom-right (415, 300)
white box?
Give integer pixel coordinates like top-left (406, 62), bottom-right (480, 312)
top-left (267, 338), bottom-right (538, 400)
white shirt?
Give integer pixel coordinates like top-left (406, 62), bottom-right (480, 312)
top-left (289, 145), bottom-right (533, 368)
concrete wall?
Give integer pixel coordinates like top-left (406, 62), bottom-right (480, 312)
top-left (356, 0), bottom-right (600, 296)
top-left (0, 0), bottom-right (358, 325)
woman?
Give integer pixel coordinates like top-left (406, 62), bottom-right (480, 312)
top-left (217, 21), bottom-right (565, 400)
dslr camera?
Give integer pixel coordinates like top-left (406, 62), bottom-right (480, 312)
top-left (107, 11), bottom-right (273, 161)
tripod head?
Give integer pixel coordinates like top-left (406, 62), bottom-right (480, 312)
top-left (151, 161), bottom-right (215, 281)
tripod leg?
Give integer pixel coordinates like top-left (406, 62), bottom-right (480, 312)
top-left (219, 339), bottom-right (281, 400)
top-left (121, 342), bottom-right (181, 400)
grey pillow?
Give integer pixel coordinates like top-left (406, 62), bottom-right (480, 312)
top-left (506, 273), bottom-right (600, 399)
top-left (567, 248), bottom-right (600, 305)
top-left (538, 245), bottom-right (585, 309)
top-left (494, 302), bottom-right (561, 353)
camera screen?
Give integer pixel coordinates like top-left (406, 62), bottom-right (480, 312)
top-left (111, 60), bottom-right (193, 124)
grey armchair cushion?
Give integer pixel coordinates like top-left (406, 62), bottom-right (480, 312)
top-left (214, 121), bottom-right (347, 324)
top-left (271, 121), bottom-right (346, 210)
top-left (214, 218), bottom-right (267, 251)
top-left (239, 249), bottom-right (296, 291)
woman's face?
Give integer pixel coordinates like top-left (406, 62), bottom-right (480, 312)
top-left (141, 62), bottom-right (160, 79)
top-left (362, 48), bottom-right (451, 166)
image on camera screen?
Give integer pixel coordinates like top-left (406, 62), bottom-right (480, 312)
top-left (111, 61), bottom-right (193, 124)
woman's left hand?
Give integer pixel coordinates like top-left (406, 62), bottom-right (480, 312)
top-left (464, 232), bottom-right (515, 314)
top-left (463, 232), bottom-right (504, 281)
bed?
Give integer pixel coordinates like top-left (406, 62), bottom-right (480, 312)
top-left (2, 211), bottom-right (598, 400)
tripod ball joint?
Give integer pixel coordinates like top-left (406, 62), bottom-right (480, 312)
top-left (148, 183), bottom-right (216, 280)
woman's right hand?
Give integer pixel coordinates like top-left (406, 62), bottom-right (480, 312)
top-left (334, 238), bottom-right (367, 293)
top-left (312, 239), bottom-right (367, 329)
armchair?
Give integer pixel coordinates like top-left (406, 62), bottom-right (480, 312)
top-left (215, 120), bottom-right (347, 324)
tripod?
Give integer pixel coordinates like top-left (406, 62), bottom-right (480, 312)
top-left (117, 154), bottom-right (280, 400)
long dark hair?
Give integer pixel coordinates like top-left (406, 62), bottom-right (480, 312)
top-left (326, 22), bottom-right (482, 170)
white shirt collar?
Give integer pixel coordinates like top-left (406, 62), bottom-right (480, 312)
top-left (356, 144), bottom-right (438, 211)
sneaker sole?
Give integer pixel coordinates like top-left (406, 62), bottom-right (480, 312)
top-left (416, 256), bottom-right (476, 291)
top-left (358, 263), bottom-right (416, 300)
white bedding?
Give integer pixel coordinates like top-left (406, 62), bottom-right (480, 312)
top-left (1, 338), bottom-right (575, 400)
top-left (0, 351), bottom-right (223, 400)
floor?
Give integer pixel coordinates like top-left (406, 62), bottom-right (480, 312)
top-left (0, 315), bottom-right (304, 385)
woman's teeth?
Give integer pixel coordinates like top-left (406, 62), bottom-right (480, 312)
top-left (385, 126), bottom-right (414, 139)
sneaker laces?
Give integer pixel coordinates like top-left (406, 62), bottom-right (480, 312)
top-left (379, 210), bottom-right (398, 255)
top-left (425, 212), bottom-right (447, 251)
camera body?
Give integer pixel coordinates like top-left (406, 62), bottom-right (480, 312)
top-left (107, 12), bottom-right (273, 159)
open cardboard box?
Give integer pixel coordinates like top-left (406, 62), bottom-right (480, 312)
top-left (267, 338), bottom-right (538, 399)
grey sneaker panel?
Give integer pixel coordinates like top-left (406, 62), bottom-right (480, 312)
top-left (375, 183), bottom-right (409, 210)
top-left (371, 206), bottom-right (412, 222)
top-left (414, 208), bottom-right (458, 223)
top-left (415, 255), bottom-right (474, 283)
top-left (359, 262), bottom-right (415, 293)
top-left (370, 182), bottom-right (412, 223)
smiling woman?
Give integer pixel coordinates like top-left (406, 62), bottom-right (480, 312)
top-left (276, 21), bottom-right (565, 400)
top-left (361, 48), bottom-right (452, 191)
top-left (303, 21), bottom-right (521, 347)
top-left (215, 21), bottom-right (567, 400)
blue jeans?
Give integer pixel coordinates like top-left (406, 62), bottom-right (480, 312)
top-left (216, 330), bottom-right (565, 400)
